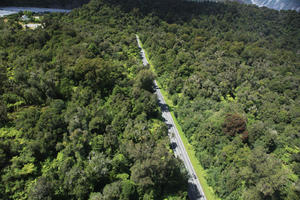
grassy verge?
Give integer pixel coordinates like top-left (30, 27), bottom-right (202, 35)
top-left (157, 80), bottom-right (219, 200)
top-left (138, 35), bottom-right (219, 200)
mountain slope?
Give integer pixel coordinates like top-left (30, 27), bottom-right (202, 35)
top-left (240, 0), bottom-right (300, 11)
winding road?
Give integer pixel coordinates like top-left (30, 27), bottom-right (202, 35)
top-left (136, 34), bottom-right (206, 200)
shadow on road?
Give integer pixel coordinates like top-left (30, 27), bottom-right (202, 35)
top-left (170, 142), bottom-right (177, 150)
top-left (188, 182), bottom-right (203, 199)
top-left (158, 102), bottom-right (169, 112)
top-left (166, 123), bottom-right (173, 129)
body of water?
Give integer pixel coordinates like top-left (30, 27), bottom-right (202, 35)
top-left (0, 7), bottom-right (71, 17)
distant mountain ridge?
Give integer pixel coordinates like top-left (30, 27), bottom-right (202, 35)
top-left (190, 0), bottom-right (300, 11)
top-left (243, 0), bottom-right (300, 11)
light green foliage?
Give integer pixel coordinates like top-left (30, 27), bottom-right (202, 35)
top-left (0, 1), bottom-right (188, 199)
top-left (1, 0), bottom-right (299, 200)
top-left (136, 0), bottom-right (300, 199)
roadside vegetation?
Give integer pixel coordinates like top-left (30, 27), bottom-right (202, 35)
top-left (134, 0), bottom-right (300, 199)
top-left (138, 36), bottom-right (219, 200)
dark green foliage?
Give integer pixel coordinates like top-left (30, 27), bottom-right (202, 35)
top-left (126, 0), bottom-right (300, 199)
top-left (1, 0), bottom-right (299, 199)
top-left (134, 69), bottom-right (155, 92)
top-left (28, 177), bottom-right (54, 200)
top-left (0, 100), bottom-right (7, 125)
top-left (0, 0), bottom-right (90, 9)
top-left (0, 1), bottom-right (188, 199)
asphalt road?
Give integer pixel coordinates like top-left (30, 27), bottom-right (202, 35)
top-left (136, 34), bottom-right (206, 200)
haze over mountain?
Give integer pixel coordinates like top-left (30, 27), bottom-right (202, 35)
top-left (191, 0), bottom-right (300, 11)
top-left (243, 0), bottom-right (300, 11)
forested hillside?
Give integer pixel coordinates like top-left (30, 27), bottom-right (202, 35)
top-left (0, 1), bottom-right (188, 199)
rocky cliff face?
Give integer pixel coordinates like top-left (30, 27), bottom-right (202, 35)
top-left (191, 0), bottom-right (300, 11)
top-left (238, 0), bottom-right (300, 11)
top-left (0, 0), bottom-right (90, 9)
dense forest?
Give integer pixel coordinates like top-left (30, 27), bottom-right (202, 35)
top-left (134, 0), bottom-right (300, 199)
top-left (0, 0), bottom-right (90, 9)
top-left (1, 0), bottom-right (300, 200)
top-left (0, 1), bottom-right (189, 199)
